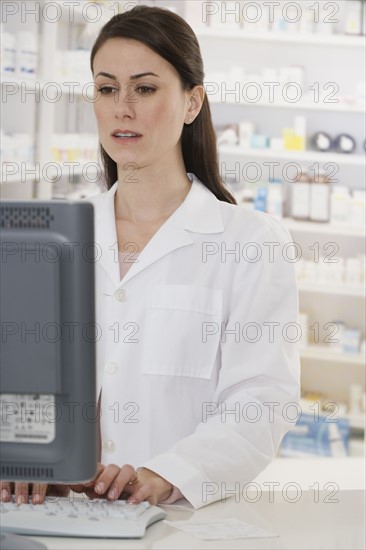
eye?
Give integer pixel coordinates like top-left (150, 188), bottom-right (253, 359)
top-left (97, 85), bottom-right (118, 95)
top-left (136, 85), bottom-right (155, 95)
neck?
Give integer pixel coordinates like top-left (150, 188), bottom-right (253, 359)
top-left (114, 157), bottom-right (192, 225)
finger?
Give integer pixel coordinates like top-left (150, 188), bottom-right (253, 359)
top-left (0, 481), bottom-right (13, 502)
top-left (106, 464), bottom-right (138, 501)
top-left (127, 481), bottom-right (157, 505)
top-left (14, 482), bottom-right (29, 505)
top-left (93, 463), bottom-right (124, 497)
top-left (115, 470), bottom-right (141, 500)
top-left (31, 483), bottom-right (48, 504)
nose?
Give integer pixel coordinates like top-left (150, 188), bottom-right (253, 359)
top-left (113, 84), bottom-right (137, 119)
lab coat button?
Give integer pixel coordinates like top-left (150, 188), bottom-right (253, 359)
top-left (115, 289), bottom-right (127, 302)
top-left (102, 440), bottom-right (115, 453)
top-left (105, 362), bottom-right (118, 375)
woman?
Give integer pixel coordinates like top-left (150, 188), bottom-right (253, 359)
top-left (3, 5), bottom-right (300, 509)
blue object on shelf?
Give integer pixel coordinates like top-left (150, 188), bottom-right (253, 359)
top-left (254, 187), bottom-right (267, 212)
top-left (279, 413), bottom-right (350, 457)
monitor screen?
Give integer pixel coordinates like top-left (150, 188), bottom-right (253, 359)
top-left (0, 201), bottom-right (97, 484)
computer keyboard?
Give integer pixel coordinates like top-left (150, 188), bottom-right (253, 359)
top-left (0, 496), bottom-right (167, 538)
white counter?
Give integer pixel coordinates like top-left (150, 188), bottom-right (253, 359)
top-left (23, 490), bottom-right (365, 550)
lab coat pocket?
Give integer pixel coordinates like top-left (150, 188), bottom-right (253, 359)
top-left (141, 285), bottom-right (223, 379)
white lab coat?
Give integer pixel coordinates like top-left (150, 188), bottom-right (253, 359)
top-left (88, 173), bottom-right (300, 509)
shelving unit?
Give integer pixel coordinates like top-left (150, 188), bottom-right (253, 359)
top-left (45, 162), bottom-right (101, 177)
top-left (1, 76), bottom-right (40, 87)
top-left (1, 0), bottom-right (101, 199)
top-left (282, 218), bottom-right (365, 238)
top-left (298, 282), bottom-right (365, 297)
top-left (301, 346), bottom-right (364, 366)
top-left (219, 145), bottom-right (366, 166)
top-left (1, 76), bottom-right (91, 95)
top-left (190, 0), bottom-right (366, 474)
top-left (0, 164), bottom-right (37, 183)
top-left (210, 96), bottom-right (365, 113)
top-left (196, 27), bottom-right (366, 48)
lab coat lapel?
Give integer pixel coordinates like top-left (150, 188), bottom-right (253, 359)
top-left (92, 175), bottom-right (224, 287)
top-left (92, 182), bottom-right (120, 288)
top-left (119, 207), bottom-right (194, 286)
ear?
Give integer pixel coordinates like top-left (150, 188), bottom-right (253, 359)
top-left (184, 85), bottom-right (205, 125)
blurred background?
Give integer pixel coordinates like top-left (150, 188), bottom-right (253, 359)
top-left (1, 0), bottom-right (365, 490)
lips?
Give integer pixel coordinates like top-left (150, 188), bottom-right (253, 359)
top-left (112, 129), bottom-right (142, 138)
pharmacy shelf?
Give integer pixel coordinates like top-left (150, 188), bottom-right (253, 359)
top-left (4, 80), bottom-right (364, 114)
top-left (219, 145), bottom-right (366, 166)
top-left (0, 165), bottom-right (37, 184)
top-left (301, 346), bottom-right (365, 366)
top-left (210, 96), bottom-right (365, 114)
top-left (6, 77), bottom-right (361, 111)
top-left (298, 282), bottom-right (365, 298)
top-left (42, 81), bottom-right (91, 97)
top-left (58, 2), bottom-right (89, 24)
top-left (347, 414), bottom-right (366, 430)
top-left (0, 73), bottom-right (43, 96)
top-left (283, 218), bottom-right (365, 238)
top-left (0, 180), bottom-right (34, 200)
top-left (57, 82), bottom-right (91, 96)
top-left (197, 28), bottom-right (366, 48)
top-left (1, 76), bottom-right (91, 99)
top-left (1, 75), bottom-right (39, 87)
top-left (45, 162), bottom-right (101, 178)
top-left (1, 162), bottom-right (100, 182)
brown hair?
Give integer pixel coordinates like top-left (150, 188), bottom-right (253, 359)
top-left (90, 5), bottom-right (236, 204)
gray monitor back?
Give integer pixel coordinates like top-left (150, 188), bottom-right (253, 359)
top-left (0, 201), bottom-right (97, 483)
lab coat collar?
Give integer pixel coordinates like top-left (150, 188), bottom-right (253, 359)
top-left (91, 173), bottom-right (225, 287)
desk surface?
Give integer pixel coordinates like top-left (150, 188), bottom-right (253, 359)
top-left (26, 490), bottom-right (365, 550)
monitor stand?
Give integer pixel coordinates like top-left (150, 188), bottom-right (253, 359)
top-left (1, 533), bottom-right (47, 550)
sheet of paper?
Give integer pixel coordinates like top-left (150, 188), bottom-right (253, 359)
top-left (164, 518), bottom-right (279, 540)
top-left (160, 497), bottom-right (194, 511)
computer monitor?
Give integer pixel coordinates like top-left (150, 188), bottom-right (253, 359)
top-left (0, 201), bottom-right (97, 485)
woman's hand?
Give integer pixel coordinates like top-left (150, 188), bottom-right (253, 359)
top-left (0, 481), bottom-right (70, 505)
top-left (71, 463), bottom-right (173, 505)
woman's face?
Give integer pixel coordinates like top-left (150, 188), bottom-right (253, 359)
top-left (92, 38), bottom-right (192, 172)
